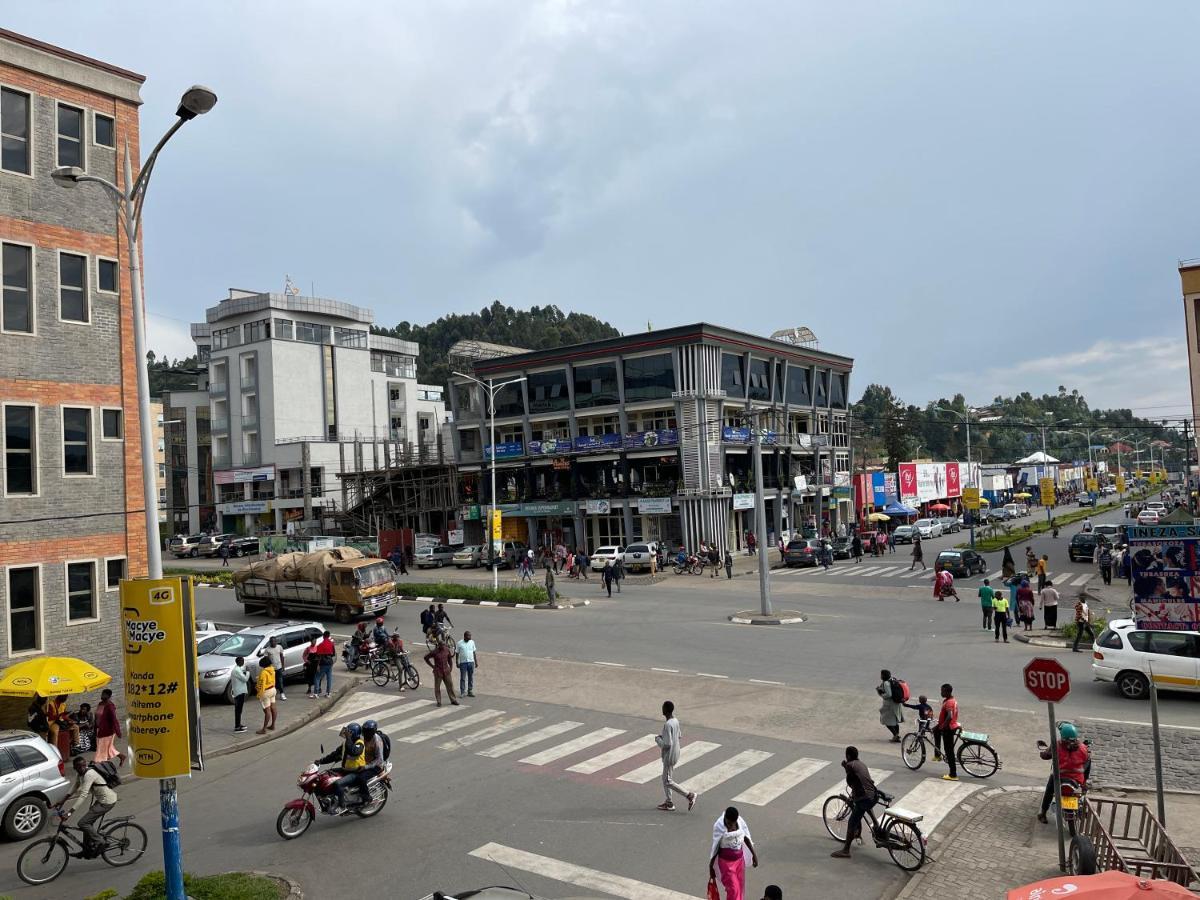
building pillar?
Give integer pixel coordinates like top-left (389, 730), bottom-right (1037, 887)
top-left (622, 502), bottom-right (634, 545)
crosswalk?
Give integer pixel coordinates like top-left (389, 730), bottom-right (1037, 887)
top-left (333, 689), bottom-right (982, 838)
top-left (778, 562), bottom-right (1094, 587)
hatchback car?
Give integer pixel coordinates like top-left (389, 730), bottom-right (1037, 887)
top-left (914, 519), bottom-right (943, 539)
top-left (415, 545), bottom-right (455, 568)
top-left (1092, 619), bottom-right (1200, 699)
top-left (0, 730), bottom-right (71, 840)
top-left (452, 545), bottom-right (484, 568)
top-left (989, 508), bottom-right (1012, 522)
top-left (1136, 509), bottom-right (1161, 526)
top-left (937, 516), bottom-right (961, 534)
top-left (623, 543), bottom-right (657, 572)
top-left (891, 525), bottom-right (916, 544)
top-left (934, 549), bottom-right (987, 577)
top-left (1068, 532), bottom-right (1100, 562)
top-left (197, 621), bottom-right (324, 702)
top-left (783, 538), bottom-right (824, 566)
top-left (590, 545), bottom-right (625, 570)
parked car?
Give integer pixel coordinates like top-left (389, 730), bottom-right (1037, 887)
top-left (933, 549), bottom-right (987, 577)
top-left (590, 545), bottom-right (626, 570)
top-left (493, 541), bottom-right (528, 569)
top-left (196, 629), bottom-right (233, 656)
top-left (221, 535), bottom-right (260, 558)
top-left (623, 543), bottom-right (657, 572)
top-left (914, 519), bottom-right (943, 539)
top-left (1146, 500), bottom-right (1166, 511)
top-left (937, 516), bottom-right (960, 534)
top-left (1068, 532), bottom-right (1100, 563)
top-left (452, 545), bottom-right (484, 568)
top-left (783, 538), bottom-right (823, 567)
top-left (1136, 509), bottom-right (1160, 526)
top-left (1092, 619), bottom-right (1200, 699)
top-left (169, 533), bottom-right (208, 558)
top-left (1093, 524), bottom-right (1123, 545)
top-left (197, 533), bottom-right (237, 558)
top-left (989, 508), bottom-right (1013, 522)
top-left (0, 730), bottom-right (71, 840)
top-left (830, 536), bottom-right (852, 559)
top-left (415, 545), bottom-right (456, 568)
top-left (891, 525), bottom-right (916, 544)
top-left (197, 621), bottom-right (325, 703)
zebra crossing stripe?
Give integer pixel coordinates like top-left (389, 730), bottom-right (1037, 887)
top-left (477, 721), bottom-right (584, 758)
top-left (519, 727), bottom-right (627, 766)
top-left (1071, 573), bottom-right (1092, 586)
top-left (319, 690), bottom-right (403, 725)
top-left (567, 735), bottom-right (658, 774)
top-left (326, 698), bottom-right (434, 731)
top-left (867, 566), bottom-right (907, 577)
top-left (886, 776), bottom-right (979, 836)
top-left (797, 770), bottom-right (893, 816)
top-left (679, 749), bottom-right (774, 795)
top-left (379, 703), bottom-right (459, 732)
top-left (988, 570), bottom-right (1004, 581)
top-left (732, 757), bottom-right (830, 806)
top-left (438, 715), bottom-right (540, 751)
top-left (617, 740), bottom-right (722, 784)
top-left (849, 567), bottom-right (886, 577)
top-left (900, 569), bottom-right (927, 578)
top-left (398, 709), bottom-right (505, 744)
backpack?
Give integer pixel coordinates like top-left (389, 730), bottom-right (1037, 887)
top-left (890, 677), bottom-right (910, 704)
top-left (90, 760), bottom-right (121, 789)
top-left (379, 731), bottom-right (391, 761)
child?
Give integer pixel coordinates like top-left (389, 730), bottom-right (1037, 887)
top-left (903, 694), bottom-right (941, 760)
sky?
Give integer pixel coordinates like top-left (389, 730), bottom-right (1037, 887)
top-left (10, 1), bottom-right (1200, 418)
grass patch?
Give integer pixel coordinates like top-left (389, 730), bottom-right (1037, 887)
top-left (963, 490), bottom-right (1155, 553)
top-left (104, 871), bottom-right (286, 900)
top-left (164, 567), bottom-right (235, 587)
top-left (1059, 617), bottom-right (1109, 641)
top-left (396, 581), bottom-right (548, 604)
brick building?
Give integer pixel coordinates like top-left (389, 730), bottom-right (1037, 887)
top-left (0, 30), bottom-right (146, 703)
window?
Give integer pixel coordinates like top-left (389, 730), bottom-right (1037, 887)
top-left (7, 567), bottom-right (39, 652)
top-left (459, 429), bottom-right (478, 452)
top-left (58, 253), bottom-right (88, 323)
top-left (212, 326), bottom-right (240, 350)
top-left (97, 258), bottom-right (118, 293)
top-left (274, 318), bottom-right (293, 340)
top-left (295, 321), bottom-right (329, 344)
top-left (574, 362), bottom-right (619, 409)
top-left (830, 372), bottom-right (847, 409)
top-left (2, 242), bottom-right (32, 333)
top-left (242, 318), bottom-right (269, 343)
top-left (773, 361), bottom-right (784, 402)
top-left (746, 358), bottom-right (770, 401)
top-left (105, 558), bottom-right (126, 590)
top-left (785, 364), bottom-right (811, 406)
top-left (370, 351), bottom-right (415, 377)
top-left (493, 381), bottom-right (525, 417)
top-left (333, 327), bottom-right (367, 348)
top-left (62, 407), bottom-right (92, 475)
top-left (56, 104), bottom-right (84, 168)
top-left (3, 405), bottom-right (36, 495)
top-left (720, 353), bottom-right (745, 399)
top-left (527, 369), bottom-right (570, 414)
top-left (66, 561), bottom-right (96, 621)
top-left (94, 113), bottom-right (115, 148)
top-left (623, 353), bottom-right (675, 402)
top-left (1, 88), bottom-right (30, 175)
top-left (814, 370), bottom-right (829, 407)
top-left (101, 408), bottom-right (123, 440)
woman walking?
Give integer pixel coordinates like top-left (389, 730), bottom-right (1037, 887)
top-left (876, 670), bottom-right (904, 742)
top-left (1001, 547), bottom-right (1016, 580)
top-left (302, 636), bottom-right (320, 699)
top-left (909, 536), bottom-right (925, 571)
top-left (94, 688), bottom-right (126, 767)
top-left (708, 806), bottom-right (759, 900)
top-left (1017, 579), bottom-right (1036, 631)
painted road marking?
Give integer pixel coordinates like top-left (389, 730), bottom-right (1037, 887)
top-left (869, 566), bottom-right (907, 577)
top-left (374, 703), bottom-right (459, 732)
top-left (477, 721), bottom-right (584, 758)
top-left (318, 690), bottom-right (403, 724)
top-left (900, 569), bottom-right (928, 578)
top-left (679, 749), bottom-right (773, 795)
top-left (469, 842), bottom-right (699, 900)
top-left (567, 735), bottom-right (658, 774)
top-left (797, 770), bottom-right (893, 816)
top-left (618, 740), bottom-right (722, 784)
top-left (988, 570), bottom-right (1004, 581)
top-left (325, 697), bottom-right (434, 730)
top-left (1071, 573), bottom-right (1092, 586)
top-left (399, 709), bottom-right (505, 744)
top-left (889, 776), bottom-right (980, 836)
top-left (732, 757), bottom-right (830, 806)
top-left (519, 727), bottom-right (627, 766)
top-left (438, 715), bottom-right (541, 750)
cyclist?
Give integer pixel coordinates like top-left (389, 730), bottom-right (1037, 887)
top-left (61, 755), bottom-right (117, 857)
top-left (1037, 722), bottom-right (1091, 824)
top-left (830, 746), bottom-right (876, 859)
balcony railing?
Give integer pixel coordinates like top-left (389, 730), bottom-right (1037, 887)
top-left (212, 452), bottom-right (231, 469)
top-left (208, 382), bottom-right (227, 396)
top-left (241, 450), bottom-right (261, 467)
top-left (242, 412), bottom-right (258, 429)
top-left (241, 376), bottom-right (257, 391)
top-left (211, 417), bottom-right (229, 433)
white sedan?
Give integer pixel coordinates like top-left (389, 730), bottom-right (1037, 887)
top-left (1136, 509), bottom-right (1160, 526)
top-left (590, 545), bottom-right (625, 570)
top-left (914, 519), bottom-right (944, 539)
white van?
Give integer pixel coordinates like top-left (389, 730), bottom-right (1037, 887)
top-left (1003, 503), bottom-right (1028, 518)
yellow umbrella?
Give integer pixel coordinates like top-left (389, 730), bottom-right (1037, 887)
top-left (867, 512), bottom-right (891, 522)
top-left (0, 656), bottom-right (112, 697)
top-left (1014, 492), bottom-right (1032, 498)
top-left (979, 497), bottom-right (991, 505)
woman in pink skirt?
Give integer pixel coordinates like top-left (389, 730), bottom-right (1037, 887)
top-left (94, 688), bottom-right (126, 767)
top-left (708, 806), bottom-right (759, 900)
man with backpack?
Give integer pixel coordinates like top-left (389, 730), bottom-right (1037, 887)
top-left (875, 669), bottom-right (907, 743)
top-left (62, 755), bottom-right (119, 856)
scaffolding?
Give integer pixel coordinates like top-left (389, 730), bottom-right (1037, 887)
top-left (336, 458), bottom-right (463, 537)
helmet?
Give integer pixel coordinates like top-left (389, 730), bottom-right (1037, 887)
top-left (356, 622), bottom-right (367, 631)
top-left (1058, 722), bottom-right (1079, 740)
top-left (346, 722), bottom-right (362, 740)
top-left (362, 719), bottom-right (377, 737)
top-left (375, 616), bottom-right (385, 625)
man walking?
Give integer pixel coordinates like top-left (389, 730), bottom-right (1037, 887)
top-left (420, 604), bottom-right (435, 637)
top-left (456, 630), bottom-right (478, 697)
top-left (1036, 554), bottom-right (1049, 592)
top-left (830, 746), bottom-right (876, 859)
top-left (255, 656), bottom-right (277, 734)
top-left (910, 535), bottom-right (925, 571)
top-left (219, 540), bottom-right (230, 568)
top-left (264, 635), bottom-right (286, 701)
top-left (708, 544), bottom-right (721, 578)
top-left (424, 636), bottom-right (459, 707)
top-left (851, 533), bottom-right (863, 563)
top-left (654, 700), bottom-right (696, 812)
top-left (1099, 543), bottom-right (1113, 586)
top-left (230, 656), bottom-right (250, 733)
top-left (1072, 596), bottom-right (1096, 652)
top-left (315, 630), bottom-right (335, 698)
top-left (978, 578), bottom-right (995, 631)
top-left (613, 555), bottom-right (625, 592)
top-left (724, 549), bottom-right (733, 579)
top-left (1039, 579), bottom-right (1060, 629)
top-left (545, 566), bottom-right (557, 604)
top-left (602, 559), bottom-right (614, 596)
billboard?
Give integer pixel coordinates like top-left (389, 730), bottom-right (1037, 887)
top-left (898, 462), bottom-right (947, 503)
top-left (1127, 525), bottom-right (1200, 630)
top-left (946, 464), bottom-right (961, 498)
top-left (484, 442), bottom-right (523, 460)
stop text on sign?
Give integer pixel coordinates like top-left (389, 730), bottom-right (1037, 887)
top-left (1026, 670), bottom-right (1067, 691)
top-left (1022, 657), bottom-right (1071, 702)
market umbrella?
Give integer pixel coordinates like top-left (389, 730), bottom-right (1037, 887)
top-left (928, 503), bottom-right (952, 511)
top-left (0, 657), bottom-right (112, 697)
top-left (1014, 492), bottom-right (1033, 499)
top-left (1007, 871), bottom-right (1196, 900)
top-left (867, 512), bottom-right (890, 522)
top-left (979, 497), bottom-right (991, 505)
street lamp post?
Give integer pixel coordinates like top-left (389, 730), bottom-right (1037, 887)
top-left (453, 372), bottom-right (527, 591)
top-left (53, 85), bottom-right (216, 900)
top-left (933, 406), bottom-right (974, 548)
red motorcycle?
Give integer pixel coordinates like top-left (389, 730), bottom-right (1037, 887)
top-left (275, 760), bottom-right (392, 839)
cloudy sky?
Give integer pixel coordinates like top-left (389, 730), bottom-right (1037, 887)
top-left (10, 2), bottom-right (1199, 417)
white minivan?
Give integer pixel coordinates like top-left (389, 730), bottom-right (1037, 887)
top-left (1092, 618), bottom-right (1200, 699)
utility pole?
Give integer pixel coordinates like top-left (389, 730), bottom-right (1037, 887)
top-left (751, 423), bottom-right (773, 616)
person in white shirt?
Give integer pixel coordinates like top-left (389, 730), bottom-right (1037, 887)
top-left (455, 631), bottom-right (478, 697)
top-left (62, 755), bottom-right (118, 854)
top-left (709, 805), bottom-right (759, 899)
top-left (655, 700), bottom-right (695, 812)
top-left (263, 636), bottom-right (286, 701)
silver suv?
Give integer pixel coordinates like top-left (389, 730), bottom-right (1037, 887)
top-left (0, 730), bottom-right (71, 840)
top-left (197, 621), bottom-right (325, 702)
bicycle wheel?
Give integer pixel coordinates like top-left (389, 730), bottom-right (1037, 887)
top-left (821, 794), bottom-right (852, 842)
top-left (900, 733), bottom-right (926, 771)
top-left (884, 818), bottom-right (926, 871)
top-left (371, 661), bottom-right (392, 687)
top-left (17, 836), bottom-right (69, 885)
top-left (403, 664), bottom-right (420, 690)
top-left (957, 741), bottom-right (999, 778)
top-left (101, 822), bottom-right (147, 867)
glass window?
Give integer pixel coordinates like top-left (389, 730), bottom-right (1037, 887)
top-left (322, 345), bottom-right (336, 439)
top-left (101, 408), bottom-right (122, 440)
top-left (94, 113), bottom-right (115, 148)
top-left (62, 407), bottom-right (92, 475)
top-left (773, 361), bottom-right (784, 402)
top-left (7, 567), bottom-right (39, 652)
top-left (814, 370), bottom-right (829, 407)
top-left (720, 353), bottom-right (744, 399)
top-left (11, 745), bottom-right (47, 770)
top-left (59, 253), bottom-right (88, 323)
top-left (243, 318), bottom-right (269, 343)
top-left (1, 88), bottom-right (30, 175)
top-left (57, 104), bottom-right (84, 168)
top-left (66, 561), bottom-right (96, 621)
top-left (3, 405), bottom-right (36, 495)
top-left (573, 362), bottom-right (619, 408)
top-left (212, 325), bottom-right (240, 350)
top-left (2, 243), bottom-right (32, 333)
top-left (333, 327), bottom-right (367, 348)
top-left (105, 558), bottom-right (126, 589)
top-left (493, 381), bottom-right (525, 417)
top-left (1148, 632), bottom-right (1198, 657)
top-left (624, 353), bottom-right (675, 402)
top-left (746, 358), bottom-right (770, 401)
top-left (274, 318), bottom-right (293, 340)
top-left (786, 364), bottom-right (811, 406)
top-left (527, 369), bottom-right (570, 414)
top-left (459, 429), bottom-right (478, 451)
top-left (98, 259), bottom-right (118, 293)
top-left (830, 372), bottom-right (847, 409)
top-left (296, 321), bottom-right (329, 344)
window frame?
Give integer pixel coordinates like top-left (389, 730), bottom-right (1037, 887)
top-left (54, 100), bottom-right (86, 170)
top-left (1, 239), bottom-right (36, 336)
top-left (96, 256), bottom-right (119, 294)
top-left (104, 556), bottom-right (127, 592)
top-left (64, 559), bottom-right (99, 625)
top-left (100, 406), bottom-right (124, 442)
top-left (56, 249), bottom-right (90, 325)
top-left (0, 85), bottom-right (33, 178)
top-left (4, 564), bottom-right (43, 656)
top-left (92, 111), bottom-right (115, 149)
top-left (60, 405), bottom-right (95, 478)
top-left (2, 402), bottom-right (39, 498)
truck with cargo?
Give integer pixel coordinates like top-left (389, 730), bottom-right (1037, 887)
top-left (232, 547), bottom-right (396, 624)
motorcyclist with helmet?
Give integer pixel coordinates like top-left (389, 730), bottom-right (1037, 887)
top-left (352, 719), bottom-right (387, 803)
top-left (316, 722), bottom-right (367, 812)
top-left (371, 617), bottom-right (389, 649)
top-left (1037, 721), bottom-right (1091, 823)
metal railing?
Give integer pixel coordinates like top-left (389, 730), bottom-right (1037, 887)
top-left (240, 376), bottom-right (257, 391)
top-left (242, 412), bottom-right (258, 429)
top-left (210, 417), bottom-right (229, 432)
top-left (208, 382), bottom-right (227, 396)
top-left (241, 450), bottom-right (261, 467)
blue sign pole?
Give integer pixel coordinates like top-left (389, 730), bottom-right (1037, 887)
top-left (160, 778), bottom-right (184, 898)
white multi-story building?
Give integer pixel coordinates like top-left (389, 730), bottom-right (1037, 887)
top-left (167, 289), bottom-right (446, 535)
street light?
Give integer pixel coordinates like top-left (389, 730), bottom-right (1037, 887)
top-left (52, 84), bottom-right (216, 900)
top-left (933, 406), bottom-right (976, 548)
top-left (453, 371), bottom-right (527, 591)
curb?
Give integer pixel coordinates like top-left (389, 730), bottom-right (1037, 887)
top-left (1013, 631), bottom-right (1073, 649)
top-left (395, 594), bottom-right (589, 610)
top-left (251, 871), bottom-right (304, 899)
top-left (728, 611), bottom-right (807, 625)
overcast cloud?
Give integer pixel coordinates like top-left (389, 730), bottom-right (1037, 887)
top-left (9, 1), bottom-right (1199, 415)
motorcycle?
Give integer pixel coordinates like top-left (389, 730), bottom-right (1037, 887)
top-left (341, 638), bottom-right (380, 671)
top-left (276, 759), bottom-right (393, 839)
top-left (1037, 738), bottom-right (1097, 875)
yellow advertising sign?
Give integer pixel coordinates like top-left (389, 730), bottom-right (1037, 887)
top-left (1039, 476), bottom-right (1056, 505)
top-left (1086, 478), bottom-right (1099, 493)
top-left (491, 509), bottom-right (503, 540)
top-left (120, 578), bottom-right (195, 778)
top-left (962, 487), bottom-right (980, 510)
top-left (1115, 475), bottom-right (1126, 493)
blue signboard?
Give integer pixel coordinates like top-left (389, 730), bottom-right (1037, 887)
top-left (574, 433), bottom-right (623, 453)
top-left (721, 426), bottom-right (777, 445)
top-left (484, 441), bottom-right (523, 460)
top-left (527, 438), bottom-right (569, 456)
top-left (871, 472), bottom-right (887, 507)
top-left (623, 428), bottom-right (678, 450)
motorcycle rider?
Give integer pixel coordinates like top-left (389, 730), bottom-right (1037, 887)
top-left (1037, 722), bottom-right (1091, 823)
top-left (353, 719), bottom-right (387, 803)
top-left (371, 616), bottom-right (389, 649)
top-left (316, 723), bottom-right (366, 812)
top-left (349, 622), bottom-right (373, 666)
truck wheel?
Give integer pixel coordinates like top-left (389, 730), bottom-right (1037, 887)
top-left (334, 605), bottom-right (353, 625)
top-left (266, 600), bottom-right (282, 619)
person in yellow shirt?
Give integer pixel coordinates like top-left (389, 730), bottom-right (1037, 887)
top-left (255, 657), bottom-right (277, 735)
top-left (991, 588), bottom-right (1010, 643)
top-left (1036, 555), bottom-right (1049, 592)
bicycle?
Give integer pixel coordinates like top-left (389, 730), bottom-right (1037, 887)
top-left (821, 789), bottom-right (927, 871)
top-left (18, 808), bottom-right (147, 885)
top-left (900, 722), bottom-right (1000, 778)
top-left (371, 648), bottom-right (421, 690)
top-left (424, 622), bottom-right (455, 652)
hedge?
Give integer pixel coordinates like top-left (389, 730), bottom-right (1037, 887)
top-left (88, 871), bottom-right (286, 900)
top-left (1059, 617), bottom-right (1109, 641)
top-left (397, 581), bottom-right (549, 604)
top-left (164, 568), bottom-right (235, 587)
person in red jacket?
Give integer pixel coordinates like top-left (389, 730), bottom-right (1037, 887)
top-left (1037, 722), bottom-right (1091, 823)
top-left (934, 683), bottom-right (959, 781)
top-left (93, 689), bottom-right (125, 767)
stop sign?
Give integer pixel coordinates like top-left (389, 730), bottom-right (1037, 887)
top-left (1023, 657), bottom-right (1071, 703)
